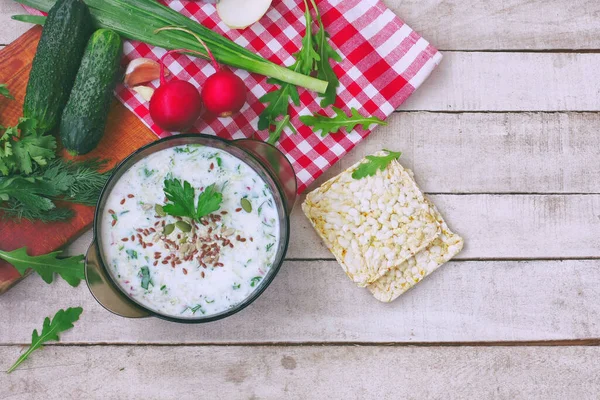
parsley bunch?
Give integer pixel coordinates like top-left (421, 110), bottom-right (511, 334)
top-left (0, 118), bottom-right (57, 176)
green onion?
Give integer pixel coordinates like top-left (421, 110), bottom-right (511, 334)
top-left (17, 0), bottom-right (328, 93)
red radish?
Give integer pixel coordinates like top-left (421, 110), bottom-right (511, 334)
top-left (154, 26), bottom-right (248, 119)
top-left (149, 49), bottom-right (204, 132)
top-left (202, 69), bottom-right (247, 117)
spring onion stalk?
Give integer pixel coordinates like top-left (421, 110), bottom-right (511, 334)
top-left (11, 14), bottom-right (46, 25)
top-left (16, 0), bottom-right (328, 93)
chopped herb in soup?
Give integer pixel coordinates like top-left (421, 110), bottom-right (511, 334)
top-left (101, 145), bottom-right (280, 318)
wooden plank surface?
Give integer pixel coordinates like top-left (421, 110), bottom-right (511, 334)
top-left (2, 258), bottom-right (599, 344)
top-left (0, 1), bottom-right (28, 45)
top-left (318, 112), bottom-right (600, 194)
top-left (6, 0), bottom-right (600, 50)
top-left (289, 194), bottom-right (600, 259)
top-left (402, 52), bottom-right (600, 111)
top-left (3, 345), bottom-right (600, 399)
top-left (387, 0), bottom-right (600, 50)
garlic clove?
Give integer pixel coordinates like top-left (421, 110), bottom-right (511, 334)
top-left (133, 85), bottom-right (155, 102)
top-left (216, 0), bottom-right (273, 29)
top-left (124, 58), bottom-right (166, 87)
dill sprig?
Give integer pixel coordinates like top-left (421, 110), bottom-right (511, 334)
top-left (0, 159), bottom-right (111, 223)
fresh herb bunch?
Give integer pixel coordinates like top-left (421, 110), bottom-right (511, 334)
top-left (162, 178), bottom-right (223, 221)
top-left (352, 150), bottom-right (402, 180)
top-left (0, 159), bottom-right (111, 222)
top-left (300, 107), bottom-right (387, 136)
top-left (0, 117), bottom-right (57, 176)
top-left (0, 247), bottom-right (85, 287)
top-left (7, 307), bottom-right (83, 373)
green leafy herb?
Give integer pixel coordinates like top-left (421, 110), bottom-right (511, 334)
top-left (143, 167), bottom-right (155, 177)
top-left (310, 0), bottom-right (342, 107)
top-left (126, 249), bottom-right (138, 259)
top-left (0, 159), bottom-right (110, 222)
top-left (205, 298), bottom-right (215, 304)
top-left (0, 84), bottom-right (14, 100)
top-left (258, 0), bottom-right (319, 139)
top-left (7, 307), bottom-right (83, 374)
top-left (191, 304), bottom-right (205, 314)
top-left (266, 115), bottom-right (297, 145)
top-left (162, 179), bottom-right (223, 221)
top-left (0, 118), bottom-right (57, 176)
top-left (233, 283), bottom-right (241, 290)
top-left (300, 107), bottom-right (387, 136)
top-left (250, 276), bottom-right (263, 287)
top-left (160, 285), bottom-right (167, 291)
top-left (266, 243), bottom-right (275, 252)
top-left (140, 266), bottom-right (152, 290)
top-left (352, 150), bottom-right (402, 180)
top-left (0, 247), bottom-right (84, 287)
top-left (216, 157), bottom-right (222, 167)
top-left (196, 184), bottom-right (223, 220)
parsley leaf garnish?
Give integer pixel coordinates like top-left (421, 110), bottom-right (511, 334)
top-left (0, 247), bottom-right (85, 287)
top-left (162, 179), bottom-right (223, 221)
top-left (163, 178), bottom-right (196, 218)
top-left (7, 307), bottom-right (83, 373)
top-left (352, 150), bottom-right (402, 180)
top-left (195, 184), bottom-right (223, 220)
top-left (300, 107), bottom-right (387, 136)
top-left (0, 83), bottom-right (14, 100)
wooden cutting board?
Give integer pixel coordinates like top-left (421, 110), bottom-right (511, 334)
top-left (0, 26), bottom-right (157, 294)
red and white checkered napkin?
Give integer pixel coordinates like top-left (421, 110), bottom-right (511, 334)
top-left (26, 0), bottom-right (441, 193)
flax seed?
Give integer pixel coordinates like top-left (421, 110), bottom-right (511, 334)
top-left (108, 209), bottom-right (116, 215)
top-left (122, 238), bottom-right (129, 242)
top-left (147, 243), bottom-right (153, 247)
top-left (128, 194), bottom-right (135, 198)
top-left (153, 261), bottom-right (158, 266)
top-left (162, 260), bottom-right (168, 265)
top-left (235, 208), bottom-right (242, 212)
top-left (112, 220), bottom-right (117, 227)
top-left (120, 198), bottom-right (126, 205)
top-left (210, 163), bottom-right (214, 170)
top-left (183, 268), bottom-right (188, 275)
top-left (201, 271), bottom-right (205, 278)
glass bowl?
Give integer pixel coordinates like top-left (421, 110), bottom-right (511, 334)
top-left (85, 134), bottom-right (296, 323)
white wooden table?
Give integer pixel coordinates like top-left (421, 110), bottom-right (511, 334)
top-left (2, 1), bottom-right (600, 398)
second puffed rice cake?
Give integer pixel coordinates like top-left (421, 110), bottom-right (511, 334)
top-left (302, 153), bottom-right (441, 287)
top-left (368, 199), bottom-right (464, 302)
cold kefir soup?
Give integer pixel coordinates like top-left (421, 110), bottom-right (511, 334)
top-left (101, 144), bottom-right (280, 318)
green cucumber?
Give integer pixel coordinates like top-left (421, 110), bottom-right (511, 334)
top-left (23, 0), bottom-right (93, 132)
top-left (60, 29), bottom-right (122, 155)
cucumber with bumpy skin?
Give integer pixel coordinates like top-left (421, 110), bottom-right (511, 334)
top-left (23, 0), bottom-right (93, 132)
top-left (60, 29), bottom-right (122, 155)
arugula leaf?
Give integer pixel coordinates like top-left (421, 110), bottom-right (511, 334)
top-left (196, 183), bottom-right (223, 219)
top-left (310, 0), bottom-right (342, 107)
top-left (0, 247), bottom-right (85, 287)
top-left (0, 84), bottom-right (14, 100)
top-left (300, 107), bottom-right (387, 136)
top-left (258, 0), bottom-right (316, 138)
top-left (0, 118), bottom-right (57, 176)
top-left (162, 179), bottom-right (223, 221)
top-left (266, 115), bottom-right (297, 145)
top-left (352, 150), bottom-right (402, 180)
top-left (7, 307), bottom-right (83, 373)
top-left (163, 178), bottom-right (196, 218)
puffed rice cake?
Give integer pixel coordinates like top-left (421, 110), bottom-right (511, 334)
top-left (302, 152), bottom-right (442, 287)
